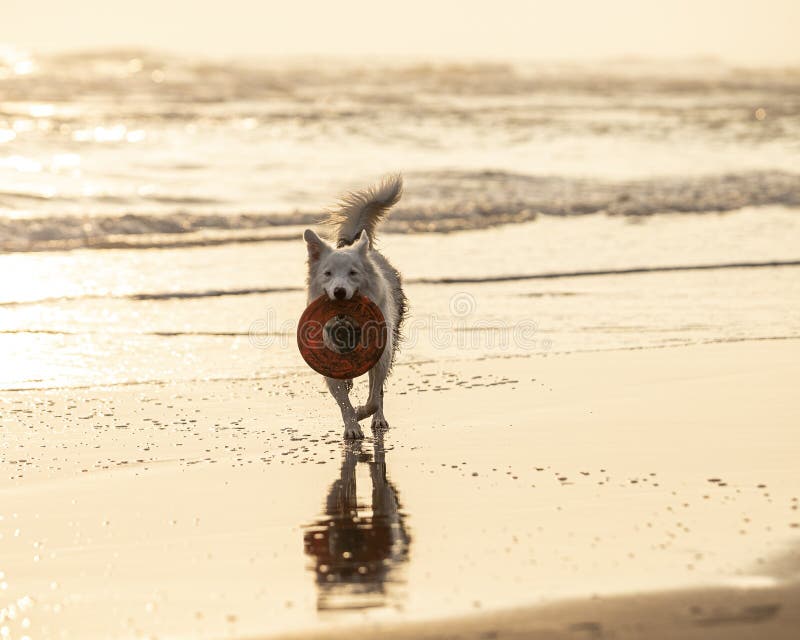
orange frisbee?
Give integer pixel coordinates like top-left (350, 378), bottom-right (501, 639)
top-left (297, 294), bottom-right (387, 379)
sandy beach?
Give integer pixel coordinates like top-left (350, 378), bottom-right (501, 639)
top-left (2, 337), bottom-right (799, 638)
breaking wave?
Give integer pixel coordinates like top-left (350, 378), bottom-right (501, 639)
top-left (2, 170), bottom-right (799, 252)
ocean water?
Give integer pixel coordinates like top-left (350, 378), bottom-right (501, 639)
top-left (2, 49), bottom-right (800, 249)
top-left (1, 49), bottom-right (799, 389)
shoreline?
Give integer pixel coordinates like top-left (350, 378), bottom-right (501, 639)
top-left (0, 333), bottom-right (796, 393)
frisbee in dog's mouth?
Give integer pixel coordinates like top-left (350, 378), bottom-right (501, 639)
top-left (297, 294), bottom-right (387, 379)
top-left (323, 315), bottom-right (361, 354)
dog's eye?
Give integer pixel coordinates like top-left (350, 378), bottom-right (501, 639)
top-left (323, 270), bottom-right (331, 277)
top-left (348, 270), bottom-right (357, 276)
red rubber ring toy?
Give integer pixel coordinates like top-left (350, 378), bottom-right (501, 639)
top-left (297, 294), bottom-right (387, 379)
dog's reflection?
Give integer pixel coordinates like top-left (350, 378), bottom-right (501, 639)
top-left (303, 430), bottom-right (410, 611)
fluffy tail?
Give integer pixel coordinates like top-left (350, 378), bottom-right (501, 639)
top-left (326, 174), bottom-right (403, 248)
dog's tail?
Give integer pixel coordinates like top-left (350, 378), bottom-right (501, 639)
top-left (325, 174), bottom-right (403, 248)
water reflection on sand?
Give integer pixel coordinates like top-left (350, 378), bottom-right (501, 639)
top-left (303, 429), bottom-right (410, 612)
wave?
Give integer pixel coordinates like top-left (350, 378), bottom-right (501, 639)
top-left (0, 211), bottom-right (317, 252)
top-left (0, 329), bottom-right (273, 337)
top-left (3, 259), bottom-right (798, 308)
top-left (2, 170), bottom-right (799, 253)
top-left (129, 286), bottom-right (302, 301)
top-left (411, 259), bottom-right (800, 283)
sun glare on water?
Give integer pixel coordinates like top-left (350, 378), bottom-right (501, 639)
top-left (0, 45), bottom-right (36, 77)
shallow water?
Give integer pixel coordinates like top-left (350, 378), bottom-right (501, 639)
top-left (1, 206), bottom-right (799, 391)
top-left (2, 50), bottom-right (798, 393)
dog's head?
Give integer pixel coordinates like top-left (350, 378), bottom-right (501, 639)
top-left (304, 229), bottom-right (369, 301)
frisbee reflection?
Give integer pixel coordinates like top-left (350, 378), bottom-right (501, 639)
top-left (303, 430), bottom-right (411, 611)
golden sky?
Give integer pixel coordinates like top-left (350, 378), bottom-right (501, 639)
top-left (3, 0), bottom-right (799, 63)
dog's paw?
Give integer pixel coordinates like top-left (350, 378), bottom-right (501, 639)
top-left (343, 423), bottom-right (364, 440)
top-left (371, 413), bottom-right (389, 430)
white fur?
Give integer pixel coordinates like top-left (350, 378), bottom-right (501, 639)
top-left (304, 176), bottom-right (406, 439)
top-left (325, 174), bottom-right (402, 248)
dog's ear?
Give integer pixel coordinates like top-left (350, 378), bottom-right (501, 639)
top-left (353, 231), bottom-right (369, 254)
top-left (304, 229), bottom-right (331, 262)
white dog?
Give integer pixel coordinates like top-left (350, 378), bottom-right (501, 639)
top-left (304, 175), bottom-right (407, 439)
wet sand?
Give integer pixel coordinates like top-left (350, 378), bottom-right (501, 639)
top-left (2, 339), bottom-right (799, 638)
top-left (276, 582), bottom-right (800, 640)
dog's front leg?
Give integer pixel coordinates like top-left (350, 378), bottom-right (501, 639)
top-left (326, 377), bottom-right (363, 439)
top-left (356, 347), bottom-right (391, 429)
